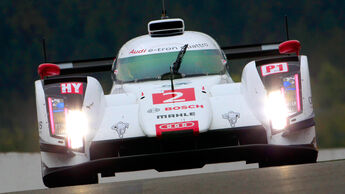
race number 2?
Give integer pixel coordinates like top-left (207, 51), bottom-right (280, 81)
top-left (261, 62), bottom-right (289, 76)
top-left (152, 88), bottom-right (195, 104)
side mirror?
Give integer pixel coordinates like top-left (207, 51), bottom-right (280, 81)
top-left (279, 40), bottom-right (301, 56)
top-left (38, 63), bottom-right (60, 79)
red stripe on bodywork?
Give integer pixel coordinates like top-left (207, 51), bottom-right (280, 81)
top-left (47, 97), bottom-right (55, 135)
top-left (295, 74), bottom-right (301, 112)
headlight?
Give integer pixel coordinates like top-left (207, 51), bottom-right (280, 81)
top-left (47, 96), bottom-right (88, 151)
top-left (266, 90), bottom-right (288, 131)
top-left (66, 110), bottom-right (88, 149)
top-left (282, 74), bottom-right (301, 114)
top-left (264, 73), bottom-right (302, 134)
top-left (47, 97), bottom-right (68, 137)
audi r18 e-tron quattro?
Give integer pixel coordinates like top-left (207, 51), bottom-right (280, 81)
top-left (35, 17), bottom-right (317, 187)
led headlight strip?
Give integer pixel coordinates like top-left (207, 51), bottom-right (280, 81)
top-left (47, 97), bottom-right (55, 135)
top-left (295, 74), bottom-right (301, 112)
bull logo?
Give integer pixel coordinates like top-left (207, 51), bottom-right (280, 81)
top-left (111, 121), bottom-right (129, 138)
top-left (222, 111), bottom-right (240, 128)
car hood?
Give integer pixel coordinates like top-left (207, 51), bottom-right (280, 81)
top-left (122, 76), bottom-right (224, 137)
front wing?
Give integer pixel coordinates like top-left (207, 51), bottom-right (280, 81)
top-left (43, 144), bottom-right (317, 187)
top-left (42, 126), bottom-right (318, 187)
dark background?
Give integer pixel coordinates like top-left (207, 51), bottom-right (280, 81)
top-left (0, 0), bottom-right (344, 152)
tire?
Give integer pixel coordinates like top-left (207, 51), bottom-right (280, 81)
top-left (258, 144), bottom-right (318, 168)
top-left (43, 166), bottom-right (99, 188)
top-left (258, 159), bottom-right (317, 168)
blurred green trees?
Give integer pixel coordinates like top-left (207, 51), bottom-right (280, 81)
top-left (0, 0), bottom-right (344, 151)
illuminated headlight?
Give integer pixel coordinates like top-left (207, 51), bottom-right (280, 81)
top-left (65, 110), bottom-right (88, 149)
top-left (266, 90), bottom-right (288, 131)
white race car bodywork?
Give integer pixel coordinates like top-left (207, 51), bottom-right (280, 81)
top-left (35, 18), bottom-right (317, 187)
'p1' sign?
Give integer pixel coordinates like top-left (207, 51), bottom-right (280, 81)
top-left (261, 62), bottom-right (289, 76)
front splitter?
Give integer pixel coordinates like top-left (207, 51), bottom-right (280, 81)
top-left (43, 144), bottom-right (318, 187)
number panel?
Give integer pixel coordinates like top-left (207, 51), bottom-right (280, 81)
top-left (152, 88), bottom-right (195, 104)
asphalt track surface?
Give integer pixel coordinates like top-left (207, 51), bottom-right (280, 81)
top-left (17, 160), bottom-right (345, 194)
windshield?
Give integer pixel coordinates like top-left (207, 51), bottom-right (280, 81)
top-left (115, 49), bottom-right (226, 82)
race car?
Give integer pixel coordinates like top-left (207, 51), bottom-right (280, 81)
top-left (35, 18), bottom-right (318, 187)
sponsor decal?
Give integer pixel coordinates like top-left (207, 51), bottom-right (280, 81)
top-left (111, 121), bottom-right (129, 138)
top-left (157, 112), bottom-right (195, 119)
top-left (186, 43), bottom-right (209, 49)
top-left (39, 121), bottom-right (43, 130)
top-left (201, 86), bottom-right (206, 93)
top-left (147, 43), bottom-right (209, 53)
top-left (165, 104), bottom-right (204, 111)
top-left (261, 62), bottom-right (289, 76)
top-left (152, 88), bottom-right (195, 105)
top-left (283, 76), bottom-right (296, 91)
top-left (148, 46), bottom-right (179, 53)
top-left (51, 98), bottom-right (65, 113)
top-left (155, 121), bottom-right (199, 137)
top-left (60, 82), bottom-right (83, 94)
top-left (128, 43), bottom-right (209, 55)
top-left (221, 59), bottom-right (227, 65)
top-left (129, 49), bottom-right (147, 54)
top-left (86, 102), bottom-right (94, 110)
top-left (222, 111), bottom-right (240, 128)
top-left (283, 81), bottom-right (296, 91)
top-left (147, 107), bottom-right (160, 113)
top-left (140, 92), bottom-right (145, 100)
top-left (161, 82), bottom-right (191, 88)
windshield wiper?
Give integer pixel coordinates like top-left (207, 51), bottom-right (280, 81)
top-left (170, 44), bottom-right (188, 91)
top-left (172, 44), bottom-right (188, 74)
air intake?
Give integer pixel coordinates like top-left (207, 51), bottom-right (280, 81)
top-left (148, 18), bottom-right (184, 37)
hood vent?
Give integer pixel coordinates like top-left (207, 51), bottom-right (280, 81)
top-left (148, 18), bottom-right (184, 37)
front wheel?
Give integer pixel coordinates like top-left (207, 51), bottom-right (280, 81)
top-left (42, 166), bottom-right (99, 188)
top-left (43, 173), bottom-right (98, 188)
top-left (258, 158), bottom-right (317, 168)
top-left (258, 144), bottom-right (318, 168)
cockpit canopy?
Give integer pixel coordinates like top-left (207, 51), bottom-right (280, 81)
top-left (113, 18), bottom-right (227, 83)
